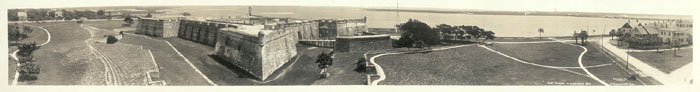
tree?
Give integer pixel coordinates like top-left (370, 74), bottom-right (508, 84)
top-left (145, 13), bottom-right (153, 18)
top-left (434, 24), bottom-right (454, 40)
top-left (538, 28), bottom-right (544, 39)
top-left (672, 39), bottom-right (681, 56)
top-left (621, 33), bottom-right (632, 46)
top-left (97, 10), bottom-right (105, 16)
top-left (123, 16), bottom-right (134, 26)
top-left (648, 37), bottom-right (663, 53)
top-left (481, 31), bottom-right (496, 43)
top-left (578, 31), bottom-right (589, 45)
top-left (183, 12), bottom-right (191, 16)
top-left (455, 26), bottom-right (467, 40)
top-left (463, 26), bottom-right (484, 42)
top-left (396, 19), bottom-right (440, 48)
top-left (609, 29), bottom-right (616, 39)
top-left (17, 42), bottom-right (40, 57)
top-left (573, 32), bottom-right (579, 44)
top-left (315, 52), bottom-right (333, 78)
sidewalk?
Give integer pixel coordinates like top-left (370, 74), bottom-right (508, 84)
top-left (600, 38), bottom-right (691, 85)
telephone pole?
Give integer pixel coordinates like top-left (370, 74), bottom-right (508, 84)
top-left (395, 0), bottom-right (399, 33)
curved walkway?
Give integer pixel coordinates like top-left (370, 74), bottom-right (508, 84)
top-left (479, 45), bottom-right (611, 69)
top-left (368, 44), bottom-right (473, 85)
top-left (10, 25), bottom-right (51, 85)
top-left (551, 38), bottom-right (610, 86)
top-left (369, 39), bottom-right (613, 85)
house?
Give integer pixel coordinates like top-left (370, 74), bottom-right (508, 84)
top-left (618, 22), bottom-right (659, 38)
top-left (630, 25), bottom-right (659, 38)
top-left (54, 11), bottom-right (64, 17)
top-left (618, 21), bottom-right (692, 46)
top-left (17, 11), bottom-right (28, 21)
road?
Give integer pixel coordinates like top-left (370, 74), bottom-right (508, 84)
top-left (599, 37), bottom-right (691, 85)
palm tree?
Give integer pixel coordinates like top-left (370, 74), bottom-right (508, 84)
top-left (538, 28), bottom-right (544, 39)
top-left (609, 29), bottom-right (616, 39)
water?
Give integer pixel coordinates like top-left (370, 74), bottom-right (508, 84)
top-left (161, 6), bottom-right (661, 37)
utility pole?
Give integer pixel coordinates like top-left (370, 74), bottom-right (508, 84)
top-left (395, 0), bottom-right (399, 33)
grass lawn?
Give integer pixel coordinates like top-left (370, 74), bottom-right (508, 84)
top-left (489, 43), bottom-right (585, 67)
top-left (166, 38), bottom-right (337, 85)
top-left (374, 46), bottom-right (599, 85)
top-left (312, 51), bottom-right (369, 85)
top-left (92, 43), bottom-right (156, 85)
top-left (491, 37), bottom-right (553, 42)
top-left (629, 48), bottom-right (693, 73)
top-left (83, 20), bottom-right (136, 31)
top-left (118, 34), bottom-right (211, 85)
top-left (26, 22), bottom-right (107, 85)
top-left (9, 24), bottom-right (49, 47)
top-left (582, 43), bottom-right (644, 85)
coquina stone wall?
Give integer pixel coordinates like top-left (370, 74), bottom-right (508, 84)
top-left (178, 20), bottom-right (234, 46)
top-left (136, 18), bottom-right (179, 38)
top-left (317, 18), bottom-right (367, 39)
top-left (163, 17), bottom-right (369, 80)
top-left (334, 35), bottom-right (392, 52)
top-left (213, 25), bottom-right (298, 80)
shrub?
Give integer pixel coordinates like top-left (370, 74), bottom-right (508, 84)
top-left (19, 63), bottom-right (41, 74)
top-left (106, 35), bottom-right (118, 44)
top-left (354, 57), bottom-right (367, 73)
top-left (17, 55), bottom-right (34, 64)
top-left (17, 42), bottom-right (40, 57)
top-left (18, 63), bottom-right (41, 81)
top-left (18, 73), bottom-right (38, 81)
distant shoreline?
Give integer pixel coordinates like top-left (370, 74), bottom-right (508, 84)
top-left (365, 8), bottom-right (692, 21)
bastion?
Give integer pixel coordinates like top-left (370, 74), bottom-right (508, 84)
top-left (136, 18), bottom-right (179, 38)
top-left (213, 24), bottom-right (298, 80)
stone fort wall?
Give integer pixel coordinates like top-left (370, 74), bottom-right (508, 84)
top-left (334, 35), bottom-right (392, 52)
top-left (178, 20), bottom-right (237, 46)
top-left (213, 25), bottom-right (298, 80)
top-left (135, 17), bottom-right (370, 80)
top-left (316, 18), bottom-right (367, 39)
top-left (136, 18), bottom-right (179, 38)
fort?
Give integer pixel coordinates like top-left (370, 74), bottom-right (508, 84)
top-left (334, 35), bottom-right (393, 52)
top-left (135, 18), bottom-right (180, 38)
top-left (135, 16), bottom-right (389, 80)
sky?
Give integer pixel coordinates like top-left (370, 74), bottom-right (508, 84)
top-left (0, 0), bottom-right (698, 15)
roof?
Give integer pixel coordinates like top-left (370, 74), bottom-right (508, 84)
top-left (633, 26), bottom-right (659, 34)
top-left (621, 23), bottom-right (633, 28)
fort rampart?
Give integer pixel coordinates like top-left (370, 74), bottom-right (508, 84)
top-left (334, 35), bottom-right (392, 52)
top-left (136, 18), bottom-right (179, 38)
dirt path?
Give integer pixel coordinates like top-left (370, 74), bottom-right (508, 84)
top-left (10, 25), bottom-right (52, 85)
